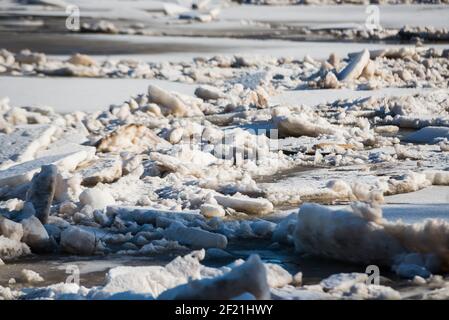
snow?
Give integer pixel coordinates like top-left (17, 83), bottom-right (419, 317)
top-left (90, 250), bottom-right (208, 298)
top-left (294, 203), bottom-right (404, 265)
top-left (2, 0), bottom-right (449, 301)
top-left (265, 263), bottom-right (293, 288)
top-left (19, 269), bottom-right (44, 284)
top-left (0, 235), bottom-right (31, 261)
top-left (79, 188), bottom-right (116, 210)
top-left (0, 217), bottom-right (23, 242)
top-left (40, 35), bottom-right (449, 63)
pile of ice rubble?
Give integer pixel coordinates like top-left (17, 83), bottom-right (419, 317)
top-left (4, 200), bottom-right (449, 300)
top-left (1, 78), bottom-right (449, 212)
top-left (273, 25), bottom-right (449, 44)
top-left (2, 47), bottom-right (449, 299)
top-left (348, 26), bottom-right (449, 43)
top-left (1, 46), bottom-right (448, 90)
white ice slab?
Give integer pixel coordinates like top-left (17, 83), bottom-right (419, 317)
top-left (382, 204), bottom-right (449, 223)
top-left (0, 146), bottom-right (95, 187)
top-left (0, 124), bottom-right (56, 168)
top-left (384, 186), bottom-right (449, 205)
top-left (0, 76), bottom-right (196, 113)
top-left (403, 127), bottom-right (449, 144)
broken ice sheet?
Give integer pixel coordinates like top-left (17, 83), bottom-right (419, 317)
top-left (2, 1), bottom-right (449, 301)
top-left (0, 125), bottom-right (56, 169)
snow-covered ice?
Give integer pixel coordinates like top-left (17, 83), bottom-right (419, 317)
top-left (1, 0), bottom-right (449, 301)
